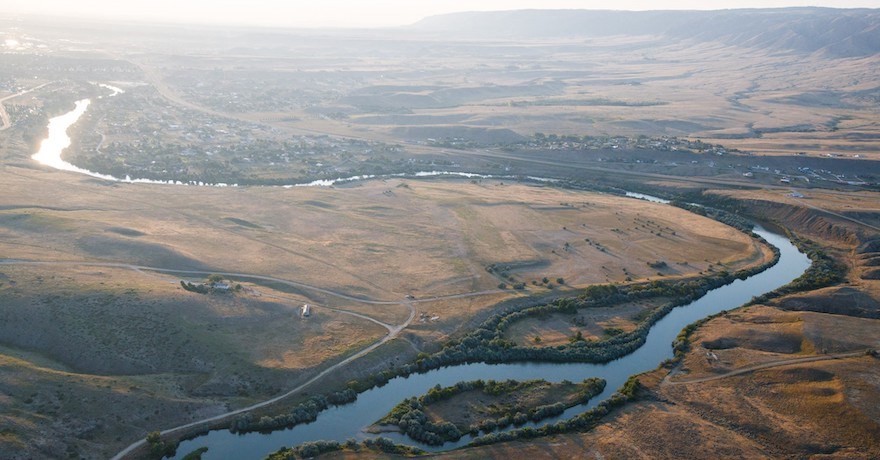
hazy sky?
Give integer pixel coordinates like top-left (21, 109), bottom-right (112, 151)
top-left (6, 0), bottom-right (880, 28)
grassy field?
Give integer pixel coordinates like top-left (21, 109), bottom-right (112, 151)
top-left (1, 165), bottom-right (758, 310)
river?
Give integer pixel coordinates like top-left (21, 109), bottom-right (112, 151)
top-left (171, 226), bottom-right (809, 459)
top-left (32, 98), bottom-right (558, 188)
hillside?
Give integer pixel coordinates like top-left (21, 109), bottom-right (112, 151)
top-left (413, 8), bottom-right (880, 58)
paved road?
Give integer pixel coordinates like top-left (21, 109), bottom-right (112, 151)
top-left (790, 197), bottom-right (880, 233)
top-left (0, 82), bottom-right (53, 131)
top-left (663, 350), bottom-right (869, 385)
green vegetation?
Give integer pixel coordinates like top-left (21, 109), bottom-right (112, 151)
top-left (231, 389), bottom-right (357, 434)
top-left (179, 275), bottom-right (243, 294)
top-left (180, 280), bottom-right (210, 294)
top-left (379, 378), bottom-right (605, 445)
top-left (382, 399), bottom-right (462, 445)
top-left (468, 376), bottom-right (641, 447)
top-left (266, 437), bottom-right (424, 460)
top-left (749, 236), bottom-right (845, 304)
top-left (146, 431), bottom-right (177, 459)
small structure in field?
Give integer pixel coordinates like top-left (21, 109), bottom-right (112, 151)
top-left (300, 304), bottom-right (311, 318)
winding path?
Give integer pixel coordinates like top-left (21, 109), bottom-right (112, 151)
top-left (110, 299), bottom-right (415, 460)
top-left (663, 350), bottom-right (869, 386)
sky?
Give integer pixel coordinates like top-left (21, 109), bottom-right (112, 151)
top-left (5, 0), bottom-right (880, 28)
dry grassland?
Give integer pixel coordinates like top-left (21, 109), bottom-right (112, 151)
top-left (0, 165), bottom-right (761, 458)
top-left (1, 166), bottom-right (757, 307)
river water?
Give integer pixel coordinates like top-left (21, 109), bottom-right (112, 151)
top-left (171, 227), bottom-right (809, 459)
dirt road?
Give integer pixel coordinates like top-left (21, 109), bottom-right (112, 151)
top-left (663, 350), bottom-right (869, 386)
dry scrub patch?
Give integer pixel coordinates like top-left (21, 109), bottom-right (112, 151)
top-left (0, 265), bottom-right (386, 378)
top-left (0, 350), bottom-right (226, 460)
top-left (710, 188), bottom-right (880, 249)
top-left (656, 357), bottom-right (880, 457)
top-left (715, 188), bottom-right (880, 217)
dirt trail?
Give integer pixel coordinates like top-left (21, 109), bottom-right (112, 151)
top-left (663, 350), bottom-right (869, 385)
top-left (0, 259), bottom-right (504, 305)
top-left (110, 299), bottom-right (415, 460)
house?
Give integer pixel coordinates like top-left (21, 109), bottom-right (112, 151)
top-left (301, 304), bottom-right (311, 318)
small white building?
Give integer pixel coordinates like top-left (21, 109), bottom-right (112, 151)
top-left (301, 304), bottom-right (311, 318)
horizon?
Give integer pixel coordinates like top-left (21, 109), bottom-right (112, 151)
top-left (4, 1), bottom-right (880, 29)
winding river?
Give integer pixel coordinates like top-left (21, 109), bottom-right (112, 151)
top-left (168, 225), bottom-right (809, 459)
top-left (30, 96), bottom-right (812, 460)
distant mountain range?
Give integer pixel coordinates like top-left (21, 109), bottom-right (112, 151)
top-left (412, 8), bottom-right (880, 58)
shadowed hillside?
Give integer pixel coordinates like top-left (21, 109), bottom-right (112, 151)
top-left (413, 8), bottom-right (880, 58)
